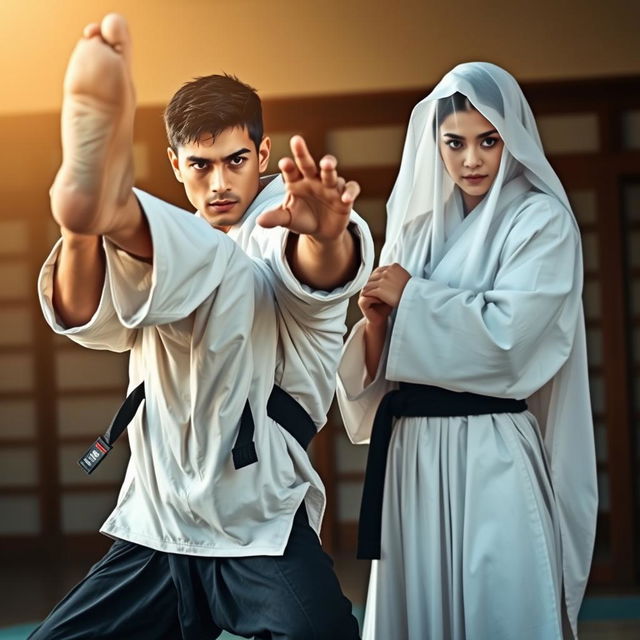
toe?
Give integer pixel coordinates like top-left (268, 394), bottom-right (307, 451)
top-left (100, 13), bottom-right (132, 61)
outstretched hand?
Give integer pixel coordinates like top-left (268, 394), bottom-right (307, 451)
top-left (256, 135), bottom-right (360, 242)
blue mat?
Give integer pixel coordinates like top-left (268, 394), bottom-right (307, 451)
top-left (578, 596), bottom-right (640, 621)
top-left (3, 599), bottom-right (639, 639)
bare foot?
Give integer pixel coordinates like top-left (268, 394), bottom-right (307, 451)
top-left (50, 14), bottom-right (136, 235)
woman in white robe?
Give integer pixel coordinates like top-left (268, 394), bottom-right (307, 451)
top-left (337, 62), bottom-right (597, 640)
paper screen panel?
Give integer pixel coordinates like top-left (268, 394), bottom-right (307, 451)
top-left (597, 471), bottom-right (610, 513)
top-left (0, 307), bottom-right (32, 346)
top-left (567, 189), bottom-right (598, 225)
top-left (582, 281), bottom-right (602, 320)
top-left (581, 232), bottom-right (599, 271)
top-left (61, 491), bottom-right (118, 533)
top-left (355, 197), bottom-right (387, 238)
top-left (0, 447), bottom-right (38, 487)
top-left (0, 219), bottom-right (29, 255)
top-left (622, 110), bottom-right (640, 150)
top-left (326, 125), bottom-right (405, 167)
top-left (536, 113), bottom-right (599, 154)
top-left (133, 142), bottom-right (150, 181)
top-left (629, 231), bottom-right (640, 269)
top-left (57, 394), bottom-right (130, 437)
top-left (266, 132), bottom-right (297, 173)
top-left (0, 353), bottom-right (33, 392)
top-left (0, 399), bottom-right (36, 439)
top-left (630, 281), bottom-right (640, 316)
top-left (623, 183), bottom-right (640, 221)
top-left (338, 481), bottom-right (364, 522)
top-left (336, 431), bottom-right (369, 475)
top-left (594, 421), bottom-right (608, 464)
top-left (55, 349), bottom-right (128, 390)
top-left (586, 327), bottom-right (603, 368)
top-left (59, 443), bottom-right (129, 486)
top-left (589, 374), bottom-right (606, 415)
top-left (0, 496), bottom-right (40, 534)
top-left (0, 262), bottom-right (31, 300)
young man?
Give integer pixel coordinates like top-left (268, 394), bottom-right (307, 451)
top-left (32, 13), bottom-right (372, 640)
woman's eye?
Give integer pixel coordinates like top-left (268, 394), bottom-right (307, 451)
top-left (481, 137), bottom-right (499, 148)
top-left (446, 140), bottom-right (462, 150)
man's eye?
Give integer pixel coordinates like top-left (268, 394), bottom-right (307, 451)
top-left (190, 161), bottom-right (208, 170)
top-left (229, 156), bottom-right (247, 167)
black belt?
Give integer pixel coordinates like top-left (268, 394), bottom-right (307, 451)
top-left (357, 383), bottom-right (527, 560)
top-left (79, 382), bottom-right (316, 474)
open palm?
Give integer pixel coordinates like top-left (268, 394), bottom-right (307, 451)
top-left (257, 135), bottom-right (360, 242)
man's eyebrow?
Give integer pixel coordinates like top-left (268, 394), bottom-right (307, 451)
top-left (442, 129), bottom-right (498, 140)
top-left (223, 147), bottom-right (252, 161)
top-left (184, 148), bottom-right (253, 164)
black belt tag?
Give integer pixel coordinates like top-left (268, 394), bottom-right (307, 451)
top-left (78, 436), bottom-right (112, 475)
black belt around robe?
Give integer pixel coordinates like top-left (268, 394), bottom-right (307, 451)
top-left (78, 382), bottom-right (316, 474)
top-left (357, 383), bottom-right (528, 560)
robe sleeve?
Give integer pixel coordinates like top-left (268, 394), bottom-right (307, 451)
top-left (256, 212), bottom-right (375, 428)
top-left (38, 240), bottom-right (137, 353)
top-left (387, 198), bottom-right (581, 399)
top-left (336, 318), bottom-right (396, 444)
top-left (264, 212), bottom-right (374, 311)
top-left (105, 189), bottom-right (244, 328)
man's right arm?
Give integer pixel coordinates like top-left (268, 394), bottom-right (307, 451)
top-left (53, 192), bottom-right (152, 328)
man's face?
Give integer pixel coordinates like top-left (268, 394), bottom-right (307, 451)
top-left (168, 126), bottom-right (271, 229)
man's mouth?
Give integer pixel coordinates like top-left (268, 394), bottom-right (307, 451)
top-left (208, 200), bottom-right (238, 212)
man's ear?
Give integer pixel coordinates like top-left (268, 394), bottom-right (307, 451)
top-left (258, 137), bottom-right (271, 173)
top-left (167, 147), bottom-right (183, 183)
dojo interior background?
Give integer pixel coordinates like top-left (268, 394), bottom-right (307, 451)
top-left (1, 0), bottom-right (640, 631)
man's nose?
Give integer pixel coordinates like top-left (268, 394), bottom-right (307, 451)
top-left (210, 166), bottom-right (228, 193)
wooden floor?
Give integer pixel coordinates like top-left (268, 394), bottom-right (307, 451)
top-left (1, 550), bottom-right (639, 639)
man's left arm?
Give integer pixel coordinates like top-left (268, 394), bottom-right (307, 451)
top-left (257, 135), bottom-right (364, 290)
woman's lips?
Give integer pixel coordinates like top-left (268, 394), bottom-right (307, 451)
top-left (462, 175), bottom-right (487, 185)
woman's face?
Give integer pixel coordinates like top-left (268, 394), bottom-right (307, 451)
top-left (438, 109), bottom-right (504, 213)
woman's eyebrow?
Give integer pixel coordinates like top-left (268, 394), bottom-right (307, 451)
top-left (442, 129), bottom-right (498, 140)
top-left (477, 129), bottom-right (498, 138)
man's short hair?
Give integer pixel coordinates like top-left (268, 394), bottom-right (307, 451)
top-left (164, 74), bottom-right (264, 152)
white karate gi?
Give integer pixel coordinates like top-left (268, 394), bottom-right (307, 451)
top-left (338, 64), bottom-right (597, 640)
top-left (39, 177), bottom-right (373, 557)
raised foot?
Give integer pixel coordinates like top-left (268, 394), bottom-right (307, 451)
top-left (50, 14), bottom-right (136, 236)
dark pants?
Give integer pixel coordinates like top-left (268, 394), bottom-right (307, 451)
top-left (29, 508), bottom-right (360, 640)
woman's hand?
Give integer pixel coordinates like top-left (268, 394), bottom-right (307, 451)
top-left (360, 264), bottom-right (411, 313)
top-left (358, 293), bottom-right (393, 326)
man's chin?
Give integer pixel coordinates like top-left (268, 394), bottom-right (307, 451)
top-left (200, 206), bottom-right (245, 229)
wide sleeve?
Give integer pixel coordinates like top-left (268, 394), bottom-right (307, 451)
top-left (387, 200), bottom-right (582, 399)
top-left (265, 211), bottom-right (374, 311)
top-left (106, 189), bottom-right (241, 328)
top-left (38, 239), bottom-right (137, 353)
top-left (257, 211), bottom-right (375, 427)
top-left (336, 318), bottom-right (396, 444)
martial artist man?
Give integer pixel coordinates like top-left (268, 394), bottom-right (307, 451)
top-left (31, 13), bottom-right (372, 640)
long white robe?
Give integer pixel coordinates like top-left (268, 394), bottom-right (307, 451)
top-left (39, 184), bottom-right (374, 557)
top-left (338, 187), bottom-right (596, 639)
